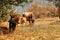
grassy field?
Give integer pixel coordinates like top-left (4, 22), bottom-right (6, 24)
top-left (0, 17), bottom-right (60, 40)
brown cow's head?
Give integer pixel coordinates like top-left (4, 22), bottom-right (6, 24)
top-left (20, 17), bottom-right (26, 24)
top-left (10, 13), bottom-right (20, 24)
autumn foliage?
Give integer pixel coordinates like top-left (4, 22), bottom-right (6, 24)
top-left (28, 2), bottom-right (58, 18)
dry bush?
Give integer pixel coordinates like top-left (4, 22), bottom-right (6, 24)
top-left (27, 2), bottom-right (58, 19)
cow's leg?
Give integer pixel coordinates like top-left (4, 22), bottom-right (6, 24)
top-left (9, 23), bottom-right (12, 32)
top-left (29, 19), bottom-right (35, 26)
top-left (12, 23), bottom-right (16, 32)
top-left (29, 20), bottom-right (32, 26)
top-left (32, 19), bottom-right (34, 24)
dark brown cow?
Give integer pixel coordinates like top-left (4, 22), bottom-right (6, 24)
top-left (21, 12), bottom-right (35, 25)
top-left (8, 13), bottom-right (20, 32)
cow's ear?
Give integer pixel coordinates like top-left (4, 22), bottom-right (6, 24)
top-left (10, 14), bottom-right (11, 16)
top-left (10, 15), bottom-right (11, 16)
top-left (10, 15), bottom-right (12, 18)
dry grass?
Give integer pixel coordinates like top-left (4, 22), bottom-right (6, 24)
top-left (0, 17), bottom-right (60, 40)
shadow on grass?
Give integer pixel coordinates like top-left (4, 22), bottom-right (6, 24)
top-left (0, 27), bottom-right (9, 35)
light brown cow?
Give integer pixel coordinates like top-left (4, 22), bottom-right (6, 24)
top-left (21, 12), bottom-right (35, 25)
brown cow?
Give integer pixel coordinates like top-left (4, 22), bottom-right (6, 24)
top-left (8, 13), bottom-right (20, 32)
top-left (10, 13), bottom-right (20, 23)
top-left (21, 12), bottom-right (35, 25)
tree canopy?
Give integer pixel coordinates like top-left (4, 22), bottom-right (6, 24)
top-left (47, 0), bottom-right (60, 8)
top-left (0, 0), bottom-right (28, 21)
